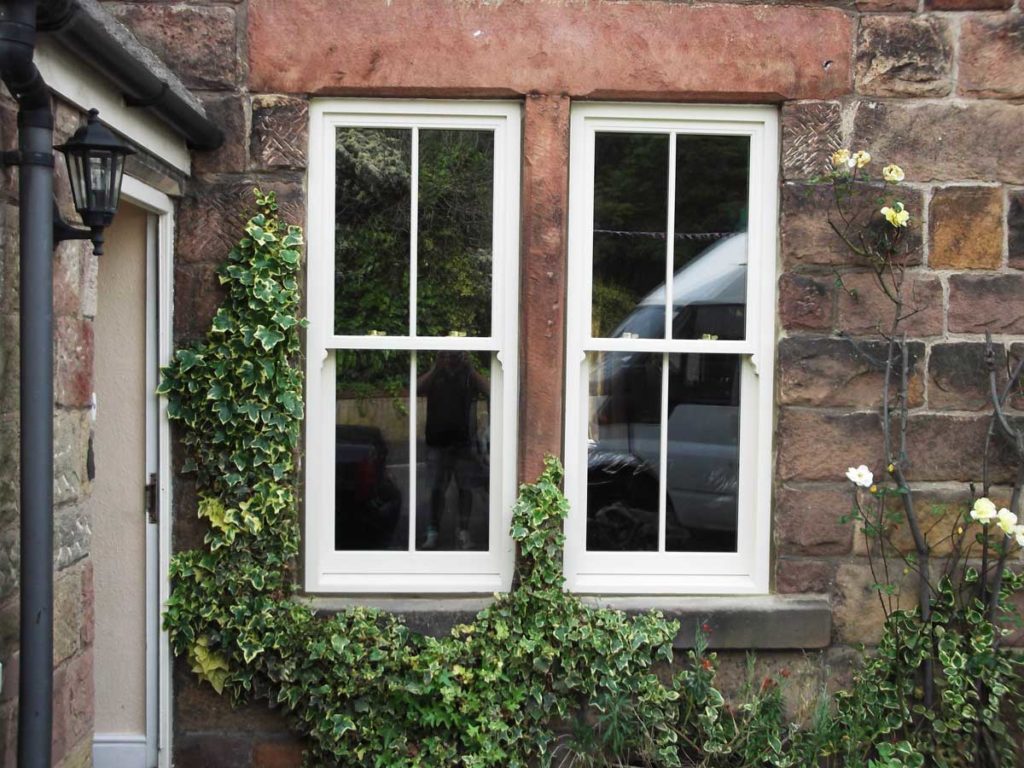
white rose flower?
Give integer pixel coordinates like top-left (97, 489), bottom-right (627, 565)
top-left (1013, 524), bottom-right (1024, 548)
top-left (996, 508), bottom-right (1018, 536)
top-left (970, 497), bottom-right (997, 524)
top-left (845, 465), bottom-right (874, 488)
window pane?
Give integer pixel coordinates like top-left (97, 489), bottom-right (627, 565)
top-left (665, 354), bottom-right (740, 552)
top-left (672, 135), bottom-right (750, 341)
top-left (586, 351), bottom-right (662, 551)
top-left (592, 133), bottom-right (669, 339)
top-left (334, 350), bottom-right (410, 551)
top-left (334, 127), bottom-right (411, 336)
top-left (417, 130), bottom-right (494, 338)
top-left (415, 351), bottom-right (491, 551)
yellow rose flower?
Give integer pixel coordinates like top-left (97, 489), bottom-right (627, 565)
top-left (831, 149), bottom-right (851, 168)
top-left (880, 202), bottom-right (910, 228)
top-left (853, 150), bottom-right (871, 168)
top-left (882, 164), bottom-right (905, 182)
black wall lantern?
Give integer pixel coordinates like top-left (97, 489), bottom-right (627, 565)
top-left (54, 108), bottom-right (135, 255)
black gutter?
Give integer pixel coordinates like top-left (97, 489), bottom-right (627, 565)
top-left (38, 0), bottom-right (222, 151)
top-left (0, 0), bottom-right (54, 765)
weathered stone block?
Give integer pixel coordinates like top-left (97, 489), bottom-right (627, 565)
top-left (948, 274), bottom-right (1024, 335)
top-left (79, 560), bottom-right (93, 649)
top-left (778, 274), bottom-right (833, 332)
top-left (781, 102), bottom-right (842, 181)
top-left (106, 4), bottom-right (240, 90)
top-left (173, 262), bottom-right (226, 344)
top-left (51, 648), bottom-right (93, 765)
top-left (929, 186), bottom-right (1003, 270)
top-left (175, 660), bottom-right (291, 735)
top-left (1009, 191), bottom-right (1024, 272)
top-left (776, 558), bottom-right (834, 595)
top-left (0, 314), bottom-right (16, 416)
top-left (926, 0), bottom-right (1012, 12)
top-left (54, 317), bottom-right (93, 409)
top-left (928, 342), bottom-right (1004, 411)
top-left (777, 409), bottom-right (882, 483)
top-left (174, 734), bottom-right (253, 768)
top-left (711, 651), bottom-right (825, 723)
top-left (854, 101), bottom-right (1024, 184)
top-left (251, 738), bottom-right (306, 768)
top-left (52, 242), bottom-right (84, 318)
top-left (837, 271), bottom-right (943, 338)
top-left (54, 507), bottom-right (90, 572)
top-left (249, 0), bottom-right (854, 100)
top-left (251, 96), bottom-right (308, 170)
top-left (1011, 343), bottom-right (1024, 411)
top-left (905, 414), bottom-right (1019, 482)
top-left (53, 566), bottom-right (82, 666)
top-left (176, 178), bottom-right (305, 265)
top-left (959, 17), bottom-right (1024, 100)
top-left (856, 0), bottom-right (917, 9)
top-left (0, 526), bottom-right (17, 604)
top-left (775, 485), bottom-right (854, 556)
top-left (53, 410), bottom-right (89, 506)
top-left (781, 183), bottom-right (923, 269)
top-left (192, 93), bottom-right (248, 175)
top-left (885, 486), bottom-right (1007, 557)
top-left (778, 337), bottom-right (924, 408)
top-left (834, 563), bottom-right (916, 645)
top-left (855, 16), bottom-right (952, 98)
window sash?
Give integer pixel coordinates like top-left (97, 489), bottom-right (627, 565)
top-left (305, 100), bottom-right (521, 594)
top-left (563, 103), bottom-right (779, 595)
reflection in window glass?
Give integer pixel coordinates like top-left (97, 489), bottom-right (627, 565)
top-left (334, 351), bottom-right (409, 551)
top-left (673, 135), bottom-right (750, 341)
top-left (415, 351), bottom-right (491, 551)
top-left (592, 133), bottom-right (669, 339)
top-left (586, 352), bottom-right (662, 551)
top-left (418, 130), bottom-right (494, 338)
top-left (665, 354), bottom-right (740, 552)
top-left (334, 128), bottom-right (411, 336)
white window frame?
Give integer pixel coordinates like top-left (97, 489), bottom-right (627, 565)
top-left (305, 99), bottom-right (521, 593)
top-left (563, 102), bottom-right (779, 595)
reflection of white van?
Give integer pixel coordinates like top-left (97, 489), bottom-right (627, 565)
top-left (588, 234), bottom-right (745, 552)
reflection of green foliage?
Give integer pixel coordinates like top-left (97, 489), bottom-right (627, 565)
top-left (417, 130), bottom-right (493, 337)
top-left (592, 279), bottom-right (639, 337)
top-left (335, 128), bottom-right (412, 337)
top-left (333, 127), bottom-right (493, 342)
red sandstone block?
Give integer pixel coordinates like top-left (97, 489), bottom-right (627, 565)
top-left (778, 274), bottom-right (834, 332)
top-left (80, 561), bottom-right (93, 649)
top-left (905, 414), bottom-right (1018, 483)
top-left (781, 102), bottom-right (842, 181)
top-left (776, 559), bottom-right (834, 595)
top-left (775, 485), bottom-right (855, 556)
top-left (836, 271), bottom-right (943, 338)
top-left (252, 739), bottom-right (306, 768)
top-left (1010, 191), bottom-right (1024, 272)
top-left (927, 342), bottom-right (1004, 412)
top-left (51, 649), bottom-right (94, 765)
top-left (54, 317), bottom-right (93, 409)
top-left (192, 94), bottom-right (248, 176)
top-left (854, 101), bottom-right (1024, 184)
top-left (855, 16), bottom-right (952, 97)
top-left (926, 0), bottom-right (1012, 10)
top-left (173, 262), bottom-right (226, 343)
top-left (249, 0), bottom-right (853, 101)
top-left (519, 94), bottom-right (569, 483)
top-left (948, 274), bottom-right (1024, 335)
top-left (959, 16), bottom-right (1024, 99)
top-left (107, 5), bottom-right (240, 90)
top-left (776, 409), bottom-right (882, 483)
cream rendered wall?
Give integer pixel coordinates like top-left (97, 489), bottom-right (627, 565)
top-left (89, 201), bottom-right (149, 734)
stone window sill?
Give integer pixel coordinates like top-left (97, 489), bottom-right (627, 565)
top-left (299, 594), bottom-right (832, 650)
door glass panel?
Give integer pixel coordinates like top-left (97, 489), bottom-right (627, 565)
top-left (672, 135), bottom-right (750, 341)
top-left (592, 133), bottom-right (669, 340)
top-left (334, 127), bottom-right (412, 336)
top-left (664, 353), bottom-right (740, 552)
top-left (417, 130), bottom-right (494, 338)
top-left (586, 351), bottom-right (662, 551)
top-left (415, 351), bottom-right (491, 551)
top-left (334, 350), bottom-right (409, 551)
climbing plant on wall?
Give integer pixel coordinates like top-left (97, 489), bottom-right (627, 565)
top-left (159, 190), bottom-right (683, 767)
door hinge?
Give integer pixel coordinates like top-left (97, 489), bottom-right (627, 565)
top-left (145, 473), bottom-right (158, 524)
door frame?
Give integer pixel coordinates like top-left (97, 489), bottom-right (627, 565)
top-left (94, 175), bottom-right (174, 768)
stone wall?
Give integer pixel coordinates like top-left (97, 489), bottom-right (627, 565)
top-left (101, 0), bottom-right (1024, 764)
top-left (0, 97), bottom-right (101, 768)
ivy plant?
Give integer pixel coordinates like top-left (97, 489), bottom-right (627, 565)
top-left (160, 190), bottom-right (683, 767)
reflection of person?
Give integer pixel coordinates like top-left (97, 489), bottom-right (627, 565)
top-left (417, 351), bottom-right (489, 550)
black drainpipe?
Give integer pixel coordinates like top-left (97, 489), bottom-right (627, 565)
top-left (0, 0), bottom-right (54, 766)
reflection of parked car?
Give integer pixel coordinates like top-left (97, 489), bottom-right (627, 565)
top-left (587, 234), bottom-right (745, 552)
top-left (334, 425), bottom-right (402, 550)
